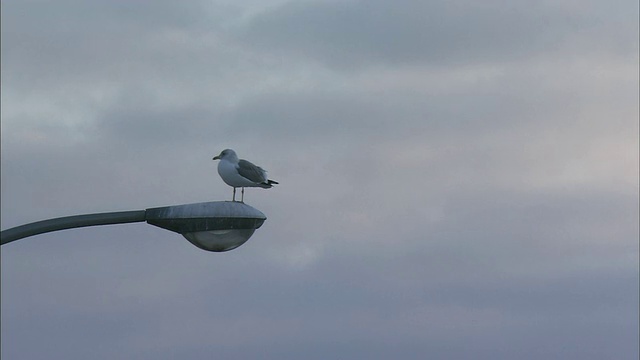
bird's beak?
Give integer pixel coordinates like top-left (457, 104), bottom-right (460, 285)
top-left (213, 156), bottom-right (220, 160)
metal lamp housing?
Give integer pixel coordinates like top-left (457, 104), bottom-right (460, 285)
top-left (146, 201), bottom-right (266, 252)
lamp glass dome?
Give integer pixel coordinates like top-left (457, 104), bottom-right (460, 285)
top-left (182, 229), bottom-right (256, 252)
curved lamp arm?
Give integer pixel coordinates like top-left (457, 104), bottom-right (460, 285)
top-left (1, 210), bottom-right (147, 245)
top-left (1, 201), bottom-right (267, 252)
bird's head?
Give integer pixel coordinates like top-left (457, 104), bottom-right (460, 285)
top-left (213, 149), bottom-right (237, 161)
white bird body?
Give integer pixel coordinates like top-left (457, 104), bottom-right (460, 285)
top-left (217, 159), bottom-right (267, 188)
top-left (213, 149), bottom-right (278, 201)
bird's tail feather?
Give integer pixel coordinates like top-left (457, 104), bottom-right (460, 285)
top-left (259, 179), bottom-right (278, 188)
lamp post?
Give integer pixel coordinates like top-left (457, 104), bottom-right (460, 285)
top-left (0, 201), bottom-right (266, 252)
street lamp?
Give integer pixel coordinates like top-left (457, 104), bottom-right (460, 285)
top-left (0, 201), bottom-right (267, 252)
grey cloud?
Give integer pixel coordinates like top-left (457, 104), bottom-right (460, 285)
top-left (2, 0), bottom-right (638, 359)
top-left (3, 189), bottom-right (637, 360)
top-left (235, 0), bottom-right (637, 69)
top-left (1, 0), bottom-right (238, 91)
top-left (93, 97), bottom-right (223, 147)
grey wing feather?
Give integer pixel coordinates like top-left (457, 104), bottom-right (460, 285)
top-left (237, 159), bottom-right (268, 183)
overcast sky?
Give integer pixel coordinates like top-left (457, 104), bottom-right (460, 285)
top-left (1, 1), bottom-right (638, 359)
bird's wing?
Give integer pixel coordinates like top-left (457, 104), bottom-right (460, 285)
top-left (237, 159), bottom-right (268, 183)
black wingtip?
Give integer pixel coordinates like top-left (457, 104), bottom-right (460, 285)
top-left (258, 179), bottom-right (278, 188)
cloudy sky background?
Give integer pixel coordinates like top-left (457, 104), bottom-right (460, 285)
top-left (1, 0), bottom-right (638, 359)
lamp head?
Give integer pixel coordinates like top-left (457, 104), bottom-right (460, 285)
top-left (145, 201), bottom-right (266, 252)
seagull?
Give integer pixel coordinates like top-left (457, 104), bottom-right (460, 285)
top-left (212, 149), bottom-right (278, 202)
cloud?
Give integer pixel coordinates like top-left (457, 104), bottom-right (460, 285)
top-left (236, 0), bottom-right (638, 69)
top-left (1, 0), bottom-right (638, 359)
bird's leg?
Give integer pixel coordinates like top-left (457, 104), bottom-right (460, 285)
top-left (241, 187), bottom-right (245, 203)
top-left (232, 187), bottom-right (236, 202)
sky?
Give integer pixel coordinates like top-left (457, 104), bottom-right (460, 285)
top-left (1, 0), bottom-right (638, 359)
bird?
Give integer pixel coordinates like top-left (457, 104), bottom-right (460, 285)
top-left (212, 149), bottom-right (278, 202)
